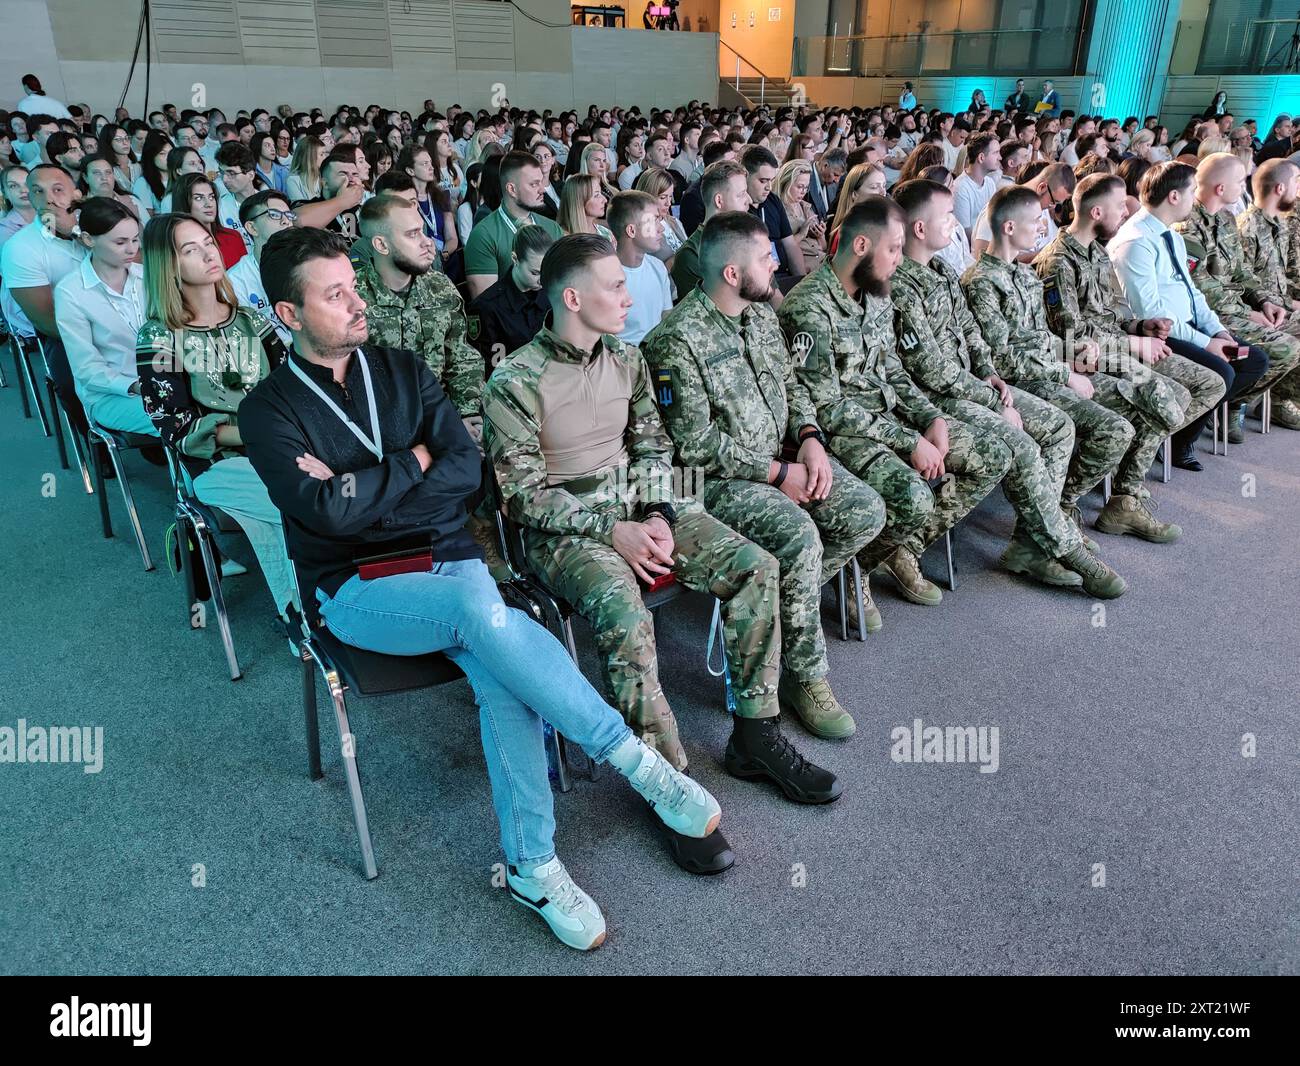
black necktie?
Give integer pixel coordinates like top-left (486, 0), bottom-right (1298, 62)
top-left (1162, 229), bottom-right (1198, 311)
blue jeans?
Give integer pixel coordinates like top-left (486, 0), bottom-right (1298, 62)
top-left (316, 558), bottom-right (633, 867)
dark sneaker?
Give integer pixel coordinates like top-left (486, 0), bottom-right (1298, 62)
top-left (725, 716), bottom-right (843, 804)
top-left (650, 805), bottom-right (735, 875)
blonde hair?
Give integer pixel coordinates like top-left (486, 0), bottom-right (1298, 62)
top-left (559, 173), bottom-right (604, 235)
top-left (580, 142), bottom-right (618, 198)
top-left (466, 128), bottom-right (498, 166)
top-left (775, 159), bottom-right (813, 202)
top-left (633, 165), bottom-right (673, 201)
top-left (1198, 135), bottom-right (1231, 159)
top-left (830, 163), bottom-right (885, 237)
top-left (289, 134), bottom-right (324, 195)
top-left (141, 214), bottom-right (236, 331)
top-left (1129, 129), bottom-right (1155, 158)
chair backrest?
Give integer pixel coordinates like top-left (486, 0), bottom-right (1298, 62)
top-left (481, 457), bottom-right (531, 582)
top-left (35, 334), bottom-right (88, 434)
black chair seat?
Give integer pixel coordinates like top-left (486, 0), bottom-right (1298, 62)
top-left (185, 497), bottom-right (244, 535)
top-left (310, 625), bottom-right (464, 696)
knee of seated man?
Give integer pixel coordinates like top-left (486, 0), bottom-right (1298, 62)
top-left (895, 478), bottom-right (935, 528)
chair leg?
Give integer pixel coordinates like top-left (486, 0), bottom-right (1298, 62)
top-left (944, 530), bottom-right (957, 592)
top-left (852, 558), bottom-right (867, 641)
top-left (193, 522), bottom-right (242, 681)
top-left (67, 422), bottom-right (93, 496)
top-left (48, 381), bottom-right (69, 469)
top-left (1221, 401), bottom-right (1229, 455)
top-left (93, 440), bottom-right (113, 538)
top-left (1262, 389), bottom-right (1272, 434)
top-left (561, 615), bottom-right (580, 664)
top-left (547, 723), bottom-right (572, 794)
top-left (1101, 474), bottom-right (1112, 504)
top-left (302, 646), bottom-right (323, 781)
top-left (1161, 437), bottom-right (1171, 483)
top-left (13, 344), bottom-right (31, 418)
top-left (106, 439), bottom-right (153, 571)
top-left (21, 347), bottom-right (51, 436)
top-left (324, 670), bottom-right (378, 880)
top-left (837, 566), bottom-right (848, 642)
top-left (0, 343), bottom-right (7, 388)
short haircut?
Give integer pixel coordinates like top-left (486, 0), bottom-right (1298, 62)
top-left (359, 192), bottom-right (422, 237)
top-left (701, 139), bottom-right (732, 168)
top-left (988, 184), bottom-right (1041, 232)
top-left (891, 178), bottom-right (952, 221)
top-left (214, 141), bottom-right (254, 170)
top-left (965, 131), bottom-right (997, 166)
top-left (1073, 172), bottom-right (1125, 216)
top-left (28, 162), bottom-right (73, 186)
top-left (260, 225), bottom-right (354, 308)
top-left (499, 149), bottom-right (540, 195)
top-left (373, 169), bottom-right (416, 196)
top-left (739, 143), bottom-right (778, 174)
top-left (700, 159), bottom-right (747, 207)
top-left (1140, 161), bottom-right (1196, 207)
top-left (1254, 157), bottom-right (1298, 199)
top-left (46, 131), bottom-right (78, 159)
top-left (513, 222), bottom-right (555, 261)
top-left (839, 196), bottom-right (904, 247)
top-left (1037, 162), bottom-right (1076, 196)
top-left (539, 232), bottom-right (616, 303)
top-left (239, 187), bottom-right (289, 224)
top-left (699, 209), bottom-right (769, 278)
top-left (607, 189), bottom-right (657, 242)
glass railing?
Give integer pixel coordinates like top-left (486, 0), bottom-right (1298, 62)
top-left (793, 27), bottom-right (1085, 79)
top-left (1186, 15), bottom-right (1300, 74)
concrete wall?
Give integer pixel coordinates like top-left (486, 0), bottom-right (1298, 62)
top-left (3, 0), bottom-right (718, 115)
top-left (718, 0), bottom-right (796, 78)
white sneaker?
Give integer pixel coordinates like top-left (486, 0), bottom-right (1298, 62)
top-left (626, 743), bottom-right (722, 838)
top-left (506, 857), bottom-right (606, 951)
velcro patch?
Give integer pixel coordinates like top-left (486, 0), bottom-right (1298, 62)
top-left (655, 368), bottom-right (676, 407)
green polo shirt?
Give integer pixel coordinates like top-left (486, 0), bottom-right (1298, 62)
top-left (669, 228), bottom-right (704, 299)
top-left (464, 206), bottom-right (563, 279)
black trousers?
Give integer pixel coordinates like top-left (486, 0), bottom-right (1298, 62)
top-left (1165, 335), bottom-right (1268, 450)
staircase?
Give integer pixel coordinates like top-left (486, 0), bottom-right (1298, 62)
top-left (723, 75), bottom-right (813, 109)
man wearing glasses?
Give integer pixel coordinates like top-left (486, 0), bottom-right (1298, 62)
top-left (227, 188), bottom-right (297, 344)
top-left (216, 142), bottom-right (261, 254)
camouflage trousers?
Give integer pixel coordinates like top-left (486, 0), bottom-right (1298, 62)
top-left (1155, 352), bottom-right (1227, 429)
top-left (1086, 371), bottom-right (1180, 497)
top-left (937, 386), bottom-right (1081, 558)
top-left (1016, 379), bottom-right (1134, 506)
top-left (527, 510), bottom-right (780, 771)
top-left (703, 455), bottom-right (885, 683)
top-left (831, 419), bottom-right (1013, 572)
top-left (1230, 314), bottom-right (1300, 403)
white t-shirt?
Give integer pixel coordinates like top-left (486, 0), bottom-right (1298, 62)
top-left (972, 203), bottom-right (1056, 254)
top-left (16, 93), bottom-right (72, 120)
top-left (218, 191), bottom-right (254, 253)
top-left (0, 220), bottom-right (87, 337)
top-left (941, 139), bottom-right (961, 172)
top-left (619, 255), bottom-right (671, 345)
top-left (132, 175), bottom-right (162, 216)
top-left (226, 254), bottom-right (291, 345)
top-left (952, 172), bottom-right (998, 235)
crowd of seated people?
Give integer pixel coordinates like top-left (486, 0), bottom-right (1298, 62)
top-left (6, 73), bottom-right (1300, 953)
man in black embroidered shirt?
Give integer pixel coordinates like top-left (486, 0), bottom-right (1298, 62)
top-left (239, 226), bottom-right (722, 953)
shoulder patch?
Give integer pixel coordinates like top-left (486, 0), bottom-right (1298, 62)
top-left (467, 314), bottom-right (481, 341)
top-left (655, 367), bottom-right (677, 407)
top-left (790, 331), bottom-right (815, 366)
top-left (1043, 276), bottom-right (1060, 306)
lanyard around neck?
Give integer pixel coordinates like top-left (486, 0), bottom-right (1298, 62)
top-left (289, 349), bottom-right (384, 461)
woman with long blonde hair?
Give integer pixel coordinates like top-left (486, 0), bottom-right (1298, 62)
top-left (286, 133), bottom-right (325, 202)
top-left (579, 141), bottom-right (619, 201)
top-left (135, 213), bottom-right (296, 621)
top-left (827, 163), bottom-right (887, 255)
top-left (557, 174), bottom-right (613, 239)
top-left (633, 166), bottom-right (685, 263)
top-left (777, 159), bottom-right (826, 273)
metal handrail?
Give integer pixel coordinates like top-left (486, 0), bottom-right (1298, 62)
top-left (718, 38), bottom-right (769, 103)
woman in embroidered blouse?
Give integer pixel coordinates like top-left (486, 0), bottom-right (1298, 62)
top-left (135, 214), bottom-right (297, 620)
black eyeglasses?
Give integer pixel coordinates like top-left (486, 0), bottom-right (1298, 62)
top-left (245, 208), bottom-right (297, 223)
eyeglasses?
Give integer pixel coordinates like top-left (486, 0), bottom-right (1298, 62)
top-left (245, 208), bottom-right (297, 223)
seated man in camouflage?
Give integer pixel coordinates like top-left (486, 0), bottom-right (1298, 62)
top-left (484, 234), bottom-right (841, 877)
top-left (642, 211), bottom-right (885, 740)
top-left (354, 193), bottom-right (485, 441)
top-left (890, 178), bottom-right (1108, 590)
top-left (1034, 173), bottom-right (1222, 523)
top-left (1237, 158), bottom-right (1300, 318)
top-left (777, 198), bottom-right (1014, 628)
top-left (1175, 153), bottom-right (1300, 437)
top-left (961, 186), bottom-right (1129, 596)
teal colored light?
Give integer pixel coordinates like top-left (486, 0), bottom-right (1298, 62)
top-left (949, 77), bottom-right (987, 112)
top-left (1085, 0), bottom-right (1173, 119)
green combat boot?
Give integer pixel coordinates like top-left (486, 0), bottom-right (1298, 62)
top-left (1000, 536), bottom-right (1084, 588)
top-left (1060, 546), bottom-right (1127, 598)
top-left (1272, 398), bottom-right (1300, 430)
top-left (880, 547), bottom-right (943, 606)
top-left (846, 568), bottom-right (883, 633)
top-left (1228, 403), bottom-right (1246, 444)
top-left (778, 674), bottom-right (856, 740)
top-left (1095, 493), bottom-right (1182, 543)
top-left (1063, 503), bottom-right (1100, 553)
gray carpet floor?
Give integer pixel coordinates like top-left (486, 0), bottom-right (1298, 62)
top-left (1, 376), bottom-right (1296, 976)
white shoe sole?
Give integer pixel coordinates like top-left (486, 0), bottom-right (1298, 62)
top-left (508, 886), bottom-right (606, 951)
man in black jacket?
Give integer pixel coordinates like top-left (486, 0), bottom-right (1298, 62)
top-left (239, 227), bottom-right (723, 952)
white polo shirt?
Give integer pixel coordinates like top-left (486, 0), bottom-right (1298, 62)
top-left (0, 219), bottom-right (87, 338)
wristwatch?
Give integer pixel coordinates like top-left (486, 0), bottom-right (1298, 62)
top-left (798, 426), bottom-right (828, 448)
top-left (643, 502), bottom-right (677, 529)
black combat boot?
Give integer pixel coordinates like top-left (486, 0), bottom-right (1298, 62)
top-left (724, 715), bottom-right (842, 804)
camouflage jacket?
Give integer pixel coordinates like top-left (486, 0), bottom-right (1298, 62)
top-left (482, 324), bottom-right (689, 547)
top-left (640, 286), bottom-right (819, 483)
top-left (1286, 212), bottom-right (1300, 303)
top-left (777, 261), bottom-right (942, 452)
top-left (353, 260), bottom-right (484, 416)
top-left (890, 254), bottom-right (1001, 409)
top-left (961, 252), bottom-right (1069, 385)
top-left (1032, 229), bottom-right (1136, 344)
top-left (1235, 205), bottom-right (1291, 309)
top-left (1173, 201), bottom-right (1267, 319)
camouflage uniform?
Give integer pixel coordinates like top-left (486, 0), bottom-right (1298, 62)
top-left (890, 254), bottom-right (1081, 559)
top-left (778, 262), bottom-right (1012, 573)
top-left (483, 325), bottom-right (780, 770)
top-left (1175, 201), bottom-right (1300, 404)
top-left (1284, 212), bottom-right (1300, 304)
top-left (641, 287), bottom-right (885, 683)
top-left (962, 252), bottom-right (1134, 508)
top-left (1033, 231), bottom-right (1219, 493)
top-left (1237, 205), bottom-right (1293, 310)
top-left (354, 260), bottom-right (485, 416)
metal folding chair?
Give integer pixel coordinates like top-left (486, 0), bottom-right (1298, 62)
top-left (11, 332), bottom-right (51, 435)
top-left (35, 335), bottom-right (93, 494)
top-left (88, 422), bottom-right (160, 571)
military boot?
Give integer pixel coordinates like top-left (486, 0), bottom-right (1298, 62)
top-left (778, 673), bottom-right (856, 739)
top-left (880, 547), bottom-right (942, 605)
top-left (725, 716), bottom-right (843, 804)
top-left (845, 567), bottom-right (883, 633)
top-left (1000, 534), bottom-right (1083, 588)
top-left (1228, 403), bottom-right (1246, 444)
top-left (1272, 398), bottom-right (1300, 430)
top-left (1095, 493), bottom-right (1182, 543)
top-left (1060, 546), bottom-right (1127, 598)
top-left (1063, 503), bottom-right (1100, 553)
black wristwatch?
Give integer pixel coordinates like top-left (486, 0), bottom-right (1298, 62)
top-left (798, 426), bottom-right (828, 448)
top-left (643, 503), bottom-right (677, 529)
